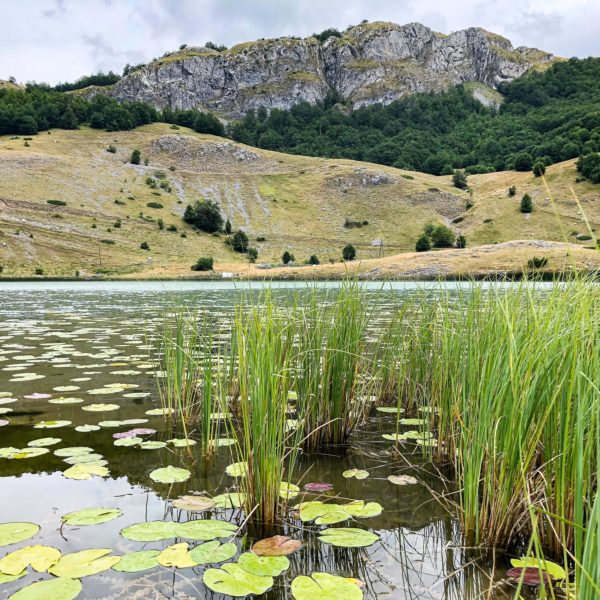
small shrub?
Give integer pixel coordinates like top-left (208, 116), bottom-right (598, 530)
top-left (428, 187), bottom-right (440, 192)
top-left (157, 218), bottom-right (164, 230)
top-left (527, 256), bottom-right (549, 269)
top-left (224, 219), bottom-right (232, 235)
top-left (452, 170), bottom-right (468, 190)
top-left (180, 233), bottom-right (187, 238)
top-left (520, 194), bottom-right (533, 213)
top-left (100, 239), bottom-right (115, 245)
top-left (533, 161), bottom-right (546, 177)
top-left (231, 230), bottom-right (249, 253)
top-left (401, 174), bottom-right (414, 180)
top-left (166, 224), bottom-right (177, 232)
top-left (106, 145), bottom-right (117, 153)
top-left (430, 224), bottom-right (456, 247)
top-left (159, 181), bottom-right (171, 192)
top-left (140, 241), bottom-right (150, 250)
top-left (91, 223), bottom-right (97, 229)
top-left (169, 165), bottom-right (176, 171)
top-left (452, 216), bottom-right (464, 224)
top-left (151, 191), bottom-right (161, 196)
top-left (146, 202), bottom-right (163, 209)
top-left (24, 141), bottom-right (30, 147)
top-left (35, 267), bottom-right (44, 275)
top-left (47, 199), bottom-right (66, 206)
top-left (144, 158), bottom-right (149, 166)
top-left (415, 234), bottom-right (431, 252)
top-left (508, 186), bottom-right (517, 197)
top-left (456, 234), bottom-right (467, 249)
top-left (130, 149), bottom-right (141, 165)
top-left (309, 255), bottom-right (320, 265)
top-left (191, 256), bottom-right (214, 271)
top-left (282, 251), bottom-right (295, 265)
top-left (0, 265), bottom-right (4, 274)
top-left (247, 247), bottom-right (258, 263)
top-left (342, 244), bottom-right (356, 261)
top-left (514, 152), bottom-right (533, 172)
top-left (483, 218), bottom-right (493, 223)
top-left (113, 220), bottom-right (121, 228)
top-left (256, 236), bottom-right (266, 242)
top-left (154, 170), bottom-right (167, 179)
top-left (114, 199), bottom-right (126, 205)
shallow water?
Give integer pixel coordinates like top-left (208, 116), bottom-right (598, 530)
top-left (0, 282), bottom-right (523, 599)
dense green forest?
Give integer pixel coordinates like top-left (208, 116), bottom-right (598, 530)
top-left (230, 57), bottom-right (600, 174)
top-left (1, 58), bottom-right (599, 175)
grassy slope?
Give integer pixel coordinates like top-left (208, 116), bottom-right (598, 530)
top-left (0, 123), bottom-right (598, 278)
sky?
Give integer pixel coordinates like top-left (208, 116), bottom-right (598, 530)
top-left (1, 0), bottom-right (599, 85)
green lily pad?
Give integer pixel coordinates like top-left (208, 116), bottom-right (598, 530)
top-left (213, 493), bottom-right (246, 509)
top-left (172, 496), bottom-right (216, 511)
top-left (27, 438), bottom-right (61, 448)
top-left (203, 563), bottom-right (273, 597)
top-left (279, 482), bottom-right (300, 500)
top-left (145, 407), bottom-right (174, 416)
top-left (291, 572), bottom-right (363, 600)
top-left (225, 462), bottom-right (248, 477)
top-left (510, 557), bottom-right (566, 580)
top-left (175, 519), bottom-right (238, 541)
top-left (138, 441), bottom-right (167, 450)
top-left (0, 523), bottom-right (39, 547)
top-left (63, 464), bottom-right (109, 480)
top-left (74, 425), bottom-right (100, 433)
top-left (237, 552), bottom-right (289, 577)
top-left (399, 418), bottom-right (427, 426)
top-left (149, 466), bottom-right (190, 483)
top-left (0, 545), bottom-right (61, 575)
top-left (188, 541), bottom-right (237, 565)
top-left (376, 406), bottom-right (404, 414)
top-left (2, 448), bottom-right (49, 460)
top-left (63, 454), bottom-right (106, 466)
top-left (114, 437), bottom-right (142, 447)
top-left (0, 570), bottom-right (26, 584)
top-left (168, 438), bottom-right (197, 448)
top-left (8, 577), bottom-right (82, 600)
top-left (82, 404), bottom-right (120, 412)
top-left (344, 501), bottom-right (383, 519)
top-left (49, 548), bottom-right (120, 578)
top-left (157, 543), bottom-right (196, 568)
top-left (54, 447), bottom-right (94, 458)
top-left (318, 528), bottom-right (379, 548)
top-left (49, 397), bottom-right (83, 405)
top-left (342, 469), bottom-right (369, 480)
top-left (61, 508), bottom-right (122, 526)
top-left (120, 521), bottom-right (177, 542)
top-left (112, 550), bottom-right (160, 573)
top-left (33, 420), bottom-right (71, 429)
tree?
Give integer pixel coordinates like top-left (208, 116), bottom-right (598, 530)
top-left (58, 108), bottom-right (78, 129)
top-left (508, 185), bottom-right (517, 197)
top-left (282, 251), bottom-right (294, 264)
top-left (130, 149), bottom-right (141, 165)
top-left (533, 161), bottom-right (546, 177)
top-left (224, 219), bottom-right (232, 235)
top-left (157, 218), bottom-right (164, 230)
top-left (309, 255), bottom-right (320, 265)
top-left (452, 170), bottom-right (468, 190)
top-left (456, 234), bottom-right (467, 249)
top-left (140, 241), bottom-right (149, 250)
top-left (514, 152), bottom-right (533, 172)
top-left (182, 199), bottom-right (223, 233)
top-left (191, 256), bottom-right (214, 271)
top-left (431, 224), bottom-right (456, 248)
top-left (231, 230), bottom-right (249, 253)
top-left (342, 244), bottom-right (356, 261)
top-left (247, 247), bottom-right (258, 263)
top-left (415, 234), bottom-right (432, 252)
top-left (520, 193), bottom-right (533, 213)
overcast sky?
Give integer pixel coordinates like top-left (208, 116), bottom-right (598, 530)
top-left (2, 0), bottom-right (599, 85)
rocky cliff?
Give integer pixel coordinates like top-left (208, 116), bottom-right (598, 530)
top-left (105, 21), bottom-right (553, 118)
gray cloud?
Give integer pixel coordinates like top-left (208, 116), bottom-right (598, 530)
top-left (1, 0), bottom-right (598, 84)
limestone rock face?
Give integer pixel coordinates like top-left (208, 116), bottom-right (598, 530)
top-left (105, 21), bottom-right (553, 118)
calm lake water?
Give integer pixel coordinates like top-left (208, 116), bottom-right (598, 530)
top-left (0, 281), bottom-right (530, 599)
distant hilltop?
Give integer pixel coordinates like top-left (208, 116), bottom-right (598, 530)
top-left (87, 21), bottom-right (554, 118)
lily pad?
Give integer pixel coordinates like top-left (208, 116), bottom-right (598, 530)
top-left (510, 557), bottom-right (566, 580)
top-left (27, 438), bottom-right (61, 448)
top-left (49, 548), bottom-right (120, 578)
top-left (61, 508), bottom-right (122, 526)
top-left (63, 454), bottom-right (104, 465)
top-left (149, 466), bottom-right (190, 484)
top-left (291, 572), bottom-right (363, 600)
top-left (203, 563), bottom-right (273, 597)
top-left (225, 461), bottom-right (248, 477)
top-left (188, 541), bottom-right (237, 565)
top-left (0, 570), bottom-right (26, 584)
top-left (252, 535), bottom-right (302, 557)
top-left (113, 437), bottom-right (142, 447)
top-left (54, 447), bottom-right (94, 458)
top-left (0, 420), bottom-right (8, 427)
top-left (0, 523), bottom-right (39, 547)
top-left (33, 420), bottom-right (71, 429)
top-left (168, 438), bottom-right (197, 448)
top-left (376, 406), bottom-right (403, 414)
top-left (344, 501), bottom-right (383, 519)
top-left (175, 519), bottom-right (238, 541)
top-left (506, 567), bottom-right (551, 586)
top-left (343, 469), bottom-right (369, 480)
top-left (157, 543), bottom-right (196, 568)
top-left (75, 425), bottom-right (100, 433)
top-left (63, 464), bottom-right (109, 480)
top-left (399, 418), bottom-right (427, 426)
top-left (0, 545), bottom-right (61, 575)
top-left (138, 441), bottom-right (167, 450)
top-left (112, 550), bottom-right (160, 573)
top-left (213, 493), bottom-right (246, 509)
top-left (388, 475), bottom-right (418, 485)
top-left (303, 482), bottom-right (333, 493)
top-left (279, 482), bottom-right (300, 500)
top-left (121, 521), bottom-right (177, 542)
top-left (145, 407), bottom-right (174, 416)
top-left (318, 528), bottom-right (379, 548)
top-left (238, 552), bottom-right (290, 577)
top-left (82, 404), bottom-right (120, 412)
top-left (173, 496), bottom-right (216, 511)
top-left (2, 448), bottom-right (49, 460)
top-left (8, 577), bottom-right (82, 600)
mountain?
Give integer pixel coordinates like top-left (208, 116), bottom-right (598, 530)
top-left (1, 124), bottom-right (597, 279)
top-left (103, 21), bottom-right (554, 118)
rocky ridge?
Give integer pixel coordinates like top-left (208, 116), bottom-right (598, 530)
top-left (102, 21), bottom-right (554, 118)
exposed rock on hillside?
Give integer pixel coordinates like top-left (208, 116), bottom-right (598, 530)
top-left (104, 21), bottom-right (553, 118)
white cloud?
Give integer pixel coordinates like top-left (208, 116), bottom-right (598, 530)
top-left (0, 0), bottom-right (598, 84)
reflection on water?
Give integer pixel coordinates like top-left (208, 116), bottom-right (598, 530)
top-left (0, 282), bottom-right (520, 599)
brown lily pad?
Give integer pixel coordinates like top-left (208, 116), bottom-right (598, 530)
top-left (252, 535), bottom-right (302, 557)
top-left (303, 482), bottom-right (333, 493)
top-left (506, 567), bottom-right (551, 586)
